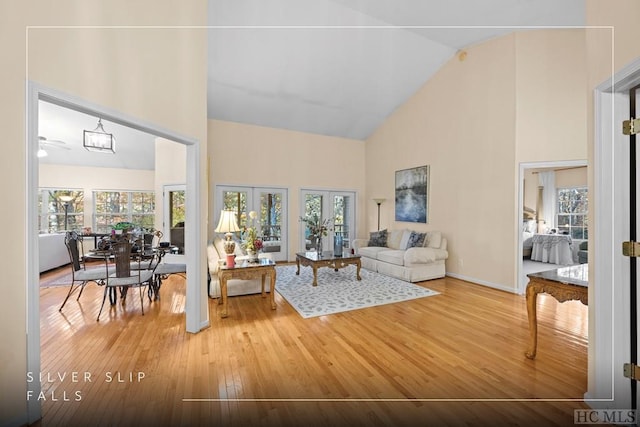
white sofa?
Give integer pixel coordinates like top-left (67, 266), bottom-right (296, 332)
top-left (207, 235), bottom-right (274, 298)
top-left (352, 229), bottom-right (448, 283)
top-left (39, 233), bottom-right (69, 273)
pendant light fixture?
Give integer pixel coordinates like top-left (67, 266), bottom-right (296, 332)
top-left (83, 118), bottom-right (115, 153)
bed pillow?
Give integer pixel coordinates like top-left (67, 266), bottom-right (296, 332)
top-left (406, 231), bottom-right (427, 249)
top-left (368, 229), bottom-right (388, 247)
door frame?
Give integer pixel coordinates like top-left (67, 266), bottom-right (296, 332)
top-left (589, 57), bottom-right (640, 408)
top-left (517, 159), bottom-right (587, 295)
top-left (26, 82), bottom-right (206, 422)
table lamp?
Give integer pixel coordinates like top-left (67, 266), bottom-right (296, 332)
top-left (215, 210), bottom-right (240, 268)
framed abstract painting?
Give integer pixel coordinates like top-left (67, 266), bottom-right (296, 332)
top-left (395, 165), bottom-right (429, 223)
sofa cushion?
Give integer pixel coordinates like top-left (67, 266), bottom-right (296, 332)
top-left (406, 231), bottom-right (427, 248)
top-left (404, 247), bottom-right (438, 264)
top-left (377, 249), bottom-right (406, 266)
top-left (368, 229), bottom-right (388, 247)
top-left (386, 229), bottom-right (405, 249)
top-left (398, 230), bottom-right (412, 250)
top-left (358, 246), bottom-right (388, 259)
top-left (426, 231), bottom-right (442, 249)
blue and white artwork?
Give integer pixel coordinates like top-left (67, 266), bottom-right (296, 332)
top-left (395, 165), bottom-right (429, 223)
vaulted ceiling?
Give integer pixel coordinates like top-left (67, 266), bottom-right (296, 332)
top-left (39, 0), bottom-right (586, 169)
top-left (207, 0), bottom-right (586, 140)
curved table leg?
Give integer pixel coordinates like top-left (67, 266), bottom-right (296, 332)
top-left (269, 269), bottom-right (276, 310)
top-left (525, 283), bottom-right (539, 359)
top-left (220, 276), bottom-right (228, 318)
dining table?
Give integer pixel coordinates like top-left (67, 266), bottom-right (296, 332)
top-left (85, 243), bottom-right (176, 302)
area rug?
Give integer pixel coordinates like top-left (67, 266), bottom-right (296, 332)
top-left (40, 272), bottom-right (75, 288)
top-left (275, 264), bottom-right (439, 318)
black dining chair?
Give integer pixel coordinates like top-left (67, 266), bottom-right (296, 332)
top-left (59, 231), bottom-right (110, 312)
top-left (96, 240), bottom-right (160, 321)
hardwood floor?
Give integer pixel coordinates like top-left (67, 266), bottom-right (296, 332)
top-left (36, 264), bottom-right (589, 426)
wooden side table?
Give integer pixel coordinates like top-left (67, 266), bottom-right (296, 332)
top-left (525, 264), bottom-right (588, 359)
top-left (218, 259), bottom-right (277, 318)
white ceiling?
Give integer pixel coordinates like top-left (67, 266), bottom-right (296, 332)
top-left (38, 100), bottom-right (157, 170)
top-left (38, 0), bottom-right (586, 169)
top-left (207, 0), bottom-right (586, 140)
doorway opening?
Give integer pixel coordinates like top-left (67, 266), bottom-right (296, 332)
top-left (517, 160), bottom-right (587, 294)
top-left (26, 83), bottom-right (205, 421)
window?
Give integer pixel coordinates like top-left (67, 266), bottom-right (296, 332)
top-left (38, 189), bottom-right (84, 233)
top-left (93, 190), bottom-right (155, 233)
top-left (557, 187), bottom-right (588, 239)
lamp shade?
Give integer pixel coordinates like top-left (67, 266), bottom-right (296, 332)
top-left (84, 118), bottom-right (115, 153)
top-left (215, 210), bottom-right (240, 234)
top-left (373, 198), bottom-right (386, 205)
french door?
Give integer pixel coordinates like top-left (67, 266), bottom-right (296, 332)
top-left (215, 185), bottom-right (288, 261)
top-left (163, 184), bottom-right (186, 254)
top-left (300, 189), bottom-right (356, 253)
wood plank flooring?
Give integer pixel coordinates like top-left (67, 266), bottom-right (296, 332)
top-left (35, 264), bottom-right (589, 426)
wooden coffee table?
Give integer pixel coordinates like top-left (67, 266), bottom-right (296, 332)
top-left (295, 251), bottom-right (361, 286)
top-left (218, 258), bottom-right (276, 318)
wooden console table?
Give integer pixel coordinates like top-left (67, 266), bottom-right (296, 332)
top-left (218, 259), bottom-right (276, 318)
top-left (295, 251), bottom-right (361, 286)
top-left (525, 264), bottom-right (588, 359)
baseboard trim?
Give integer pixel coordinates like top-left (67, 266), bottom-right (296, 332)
top-left (446, 272), bottom-right (519, 294)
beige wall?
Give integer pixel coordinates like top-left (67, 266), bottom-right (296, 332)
top-left (515, 29), bottom-right (588, 162)
top-left (1, 2), bottom-right (207, 424)
top-left (366, 29), bottom-right (588, 291)
top-left (556, 166), bottom-right (588, 189)
top-left (208, 120), bottom-right (366, 260)
top-left (524, 167), bottom-right (588, 212)
top-left (155, 137), bottom-right (187, 232)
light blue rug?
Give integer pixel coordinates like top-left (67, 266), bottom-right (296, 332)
top-left (275, 264), bottom-right (439, 318)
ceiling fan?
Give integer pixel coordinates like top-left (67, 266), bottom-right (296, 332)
top-left (38, 136), bottom-right (70, 157)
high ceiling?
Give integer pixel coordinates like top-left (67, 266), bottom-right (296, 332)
top-left (39, 0), bottom-right (586, 169)
top-left (38, 101), bottom-right (157, 170)
top-left (207, 0), bottom-right (586, 140)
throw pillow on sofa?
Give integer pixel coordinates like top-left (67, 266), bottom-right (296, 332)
top-left (368, 229), bottom-right (388, 247)
top-left (406, 231), bottom-right (427, 248)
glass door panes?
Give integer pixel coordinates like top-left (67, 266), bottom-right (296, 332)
top-left (303, 193), bottom-right (324, 250)
top-left (222, 189), bottom-right (248, 229)
top-left (333, 194), bottom-right (353, 254)
top-left (164, 185), bottom-right (186, 254)
top-left (216, 186), bottom-right (288, 261)
top-left (300, 190), bottom-right (355, 253)
top-left (259, 191), bottom-right (283, 255)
